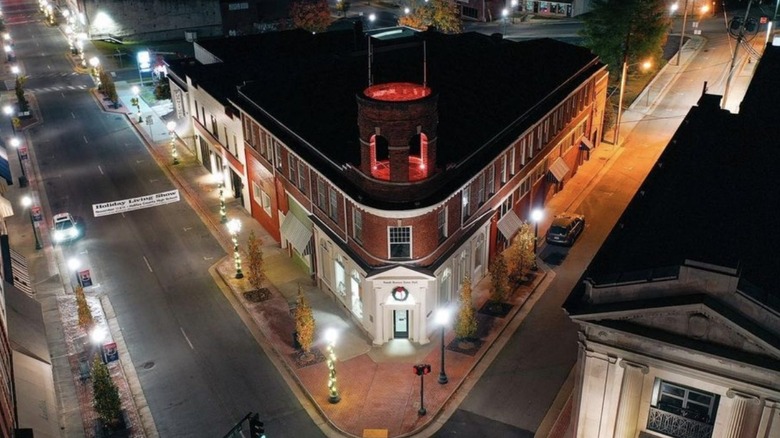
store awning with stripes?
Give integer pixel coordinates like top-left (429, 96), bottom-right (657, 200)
top-left (0, 140), bottom-right (12, 185)
top-left (497, 210), bottom-right (523, 240)
top-left (548, 157), bottom-right (570, 183)
top-left (280, 213), bottom-right (312, 254)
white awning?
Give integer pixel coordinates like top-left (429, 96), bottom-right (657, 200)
top-left (580, 136), bottom-right (594, 151)
top-left (497, 210), bottom-right (523, 240)
top-left (280, 213), bottom-right (312, 254)
top-left (548, 157), bottom-right (570, 183)
top-left (0, 195), bottom-right (12, 218)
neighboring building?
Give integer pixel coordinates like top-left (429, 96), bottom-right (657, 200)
top-left (458, 0), bottom-right (590, 22)
top-left (168, 28), bottom-right (608, 345)
top-left (564, 44), bottom-right (780, 438)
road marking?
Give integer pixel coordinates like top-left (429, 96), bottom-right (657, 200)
top-left (98, 165), bottom-right (104, 175)
top-left (149, 178), bottom-right (158, 183)
top-left (180, 327), bottom-right (195, 350)
top-left (142, 256), bottom-right (153, 272)
top-left (71, 112), bottom-right (76, 118)
top-left (83, 135), bottom-right (88, 144)
top-left (203, 256), bottom-right (213, 261)
top-left (183, 227), bottom-right (192, 232)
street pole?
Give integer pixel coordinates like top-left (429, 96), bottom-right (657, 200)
top-left (27, 209), bottom-right (41, 250)
top-left (723, 0), bottom-right (754, 109)
top-left (438, 325), bottom-right (448, 384)
top-left (676, 0), bottom-right (690, 66)
top-left (418, 369), bottom-right (426, 416)
top-left (615, 54), bottom-right (628, 145)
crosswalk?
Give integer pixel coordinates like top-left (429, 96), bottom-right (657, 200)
top-left (2, 80), bottom-right (88, 93)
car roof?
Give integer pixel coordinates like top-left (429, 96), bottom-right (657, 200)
top-left (53, 213), bottom-right (72, 222)
top-left (551, 212), bottom-right (582, 226)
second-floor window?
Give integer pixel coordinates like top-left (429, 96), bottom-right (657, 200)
top-left (298, 162), bottom-right (307, 194)
top-left (647, 379), bottom-right (719, 438)
top-left (317, 179), bottom-right (327, 211)
top-left (288, 155), bottom-right (297, 184)
top-left (389, 227), bottom-right (411, 259)
top-left (274, 141), bottom-right (282, 169)
top-left (210, 115), bottom-right (218, 135)
top-left (437, 207), bottom-right (447, 243)
top-left (461, 186), bottom-right (470, 222)
top-left (500, 155), bottom-right (507, 185)
top-left (352, 209), bottom-right (362, 243)
top-left (328, 188), bottom-right (338, 221)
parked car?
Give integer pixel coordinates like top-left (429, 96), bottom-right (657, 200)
top-left (52, 212), bottom-right (80, 243)
top-left (546, 212), bottom-right (585, 246)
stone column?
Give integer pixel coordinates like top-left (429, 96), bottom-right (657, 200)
top-left (723, 390), bottom-right (759, 438)
top-left (612, 360), bottom-right (649, 438)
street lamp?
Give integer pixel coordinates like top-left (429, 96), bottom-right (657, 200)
top-left (502, 8), bottom-right (509, 35)
top-left (10, 65), bottom-right (19, 77)
top-left (615, 57), bottom-right (652, 144)
top-left (435, 308), bottom-right (450, 384)
top-left (325, 328), bottom-right (341, 403)
top-left (167, 121), bottom-right (179, 165)
top-left (404, 6), bottom-right (410, 14)
top-left (531, 208), bottom-right (543, 263)
top-left (131, 85), bottom-right (142, 123)
top-left (20, 196), bottom-right (42, 250)
top-left (68, 257), bottom-right (81, 286)
top-left (675, 0), bottom-right (689, 66)
top-left (368, 13), bottom-right (376, 29)
top-left (227, 218), bottom-right (244, 279)
top-left (88, 56), bottom-right (100, 79)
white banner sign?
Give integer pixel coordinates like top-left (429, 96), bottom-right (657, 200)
top-left (92, 189), bottom-right (180, 217)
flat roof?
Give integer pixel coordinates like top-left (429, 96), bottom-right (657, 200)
top-left (177, 28), bottom-right (603, 210)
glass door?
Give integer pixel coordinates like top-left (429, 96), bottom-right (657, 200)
top-left (393, 310), bottom-right (409, 339)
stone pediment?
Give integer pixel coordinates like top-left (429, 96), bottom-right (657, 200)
top-left (574, 301), bottom-right (780, 361)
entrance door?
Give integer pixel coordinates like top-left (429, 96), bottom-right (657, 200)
top-left (393, 310), bottom-right (409, 339)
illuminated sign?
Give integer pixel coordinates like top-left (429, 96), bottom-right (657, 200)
top-left (137, 50), bottom-right (151, 72)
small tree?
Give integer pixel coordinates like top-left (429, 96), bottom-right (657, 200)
top-left (154, 80), bottom-right (171, 100)
top-left (489, 253), bottom-right (509, 303)
top-left (290, 0), bottom-right (332, 33)
top-left (75, 285), bottom-right (94, 331)
top-left (398, 0), bottom-right (462, 33)
top-left (15, 75), bottom-right (28, 112)
top-left (103, 76), bottom-right (118, 107)
top-left (335, 0), bottom-right (350, 17)
top-left (92, 356), bottom-right (122, 427)
top-left (294, 287), bottom-right (316, 354)
top-left (454, 277), bottom-right (478, 340)
top-left (246, 231), bottom-right (265, 290)
top-left (507, 221), bottom-right (536, 282)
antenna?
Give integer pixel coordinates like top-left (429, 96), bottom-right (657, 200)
top-left (423, 40), bottom-right (428, 88)
top-left (368, 35), bottom-right (373, 86)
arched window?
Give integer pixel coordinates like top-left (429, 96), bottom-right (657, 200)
top-left (409, 133), bottom-right (428, 169)
top-left (370, 134), bottom-right (389, 179)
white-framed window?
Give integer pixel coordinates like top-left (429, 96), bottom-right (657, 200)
top-left (297, 161), bottom-right (307, 193)
top-left (252, 181), bottom-right (261, 204)
top-left (437, 207), bottom-right (447, 243)
top-left (510, 147), bottom-right (516, 175)
top-left (461, 185), bottom-right (470, 222)
top-left (261, 191), bottom-right (271, 216)
top-left (274, 141), bottom-right (282, 169)
top-left (328, 188), bottom-right (338, 221)
top-left (487, 165), bottom-right (495, 195)
top-left (317, 179), bottom-right (327, 211)
top-left (500, 155), bottom-right (507, 184)
top-left (476, 174), bottom-right (485, 205)
top-left (648, 379), bottom-right (719, 433)
top-left (500, 193), bottom-right (514, 216)
top-left (352, 208), bottom-right (362, 244)
top-left (351, 270), bottom-right (363, 319)
top-left (388, 226), bottom-right (411, 259)
top-left (288, 155), bottom-right (297, 183)
top-left (438, 268), bottom-right (451, 305)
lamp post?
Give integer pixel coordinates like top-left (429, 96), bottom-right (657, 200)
top-left (68, 257), bottom-right (81, 286)
top-left (20, 196), bottom-right (42, 250)
top-left (435, 308), bottom-right (450, 384)
top-left (368, 13), bottom-right (376, 29)
top-left (531, 208), bottom-right (543, 256)
top-left (615, 57), bottom-right (652, 143)
top-left (325, 328), bottom-right (341, 403)
top-left (502, 8), bottom-right (509, 35)
top-left (3, 105), bottom-right (15, 135)
top-left (10, 65), bottom-right (19, 78)
top-left (675, 0), bottom-right (689, 66)
top-left (167, 121), bottom-right (179, 165)
top-left (227, 218), bottom-right (243, 279)
top-left (10, 137), bottom-right (25, 182)
top-left (90, 326), bottom-right (107, 361)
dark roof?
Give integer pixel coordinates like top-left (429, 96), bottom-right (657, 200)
top-left (584, 43), bottom-right (780, 303)
top-left (176, 28), bottom-right (603, 209)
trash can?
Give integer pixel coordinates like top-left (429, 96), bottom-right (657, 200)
top-left (18, 176), bottom-right (27, 188)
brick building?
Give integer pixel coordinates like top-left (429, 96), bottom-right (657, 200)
top-left (168, 27), bottom-right (608, 345)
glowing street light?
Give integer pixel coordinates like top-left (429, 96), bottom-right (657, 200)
top-left (10, 65), bottom-right (19, 77)
top-left (131, 85), bottom-right (142, 123)
top-left (167, 121), bottom-right (179, 165)
top-left (435, 308), bottom-right (450, 384)
top-left (10, 137), bottom-right (25, 181)
top-left (325, 328), bottom-right (341, 403)
top-left (615, 58), bottom-right (653, 143)
top-left (215, 172), bottom-right (227, 224)
top-left (531, 208), bottom-right (544, 259)
top-left (502, 8), bottom-right (509, 35)
top-left (227, 218), bottom-right (244, 279)
top-left (20, 196), bottom-right (42, 250)
top-left (68, 257), bottom-right (81, 286)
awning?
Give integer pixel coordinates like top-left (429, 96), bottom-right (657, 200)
top-left (580, 136), bottom-right (594, 151)
top-left (548, 157), bottom-right (570, 183)
top-left (280, 213), bottom-right (312, 254)
top-left (497, 210), bottom-right (523, 240)
top-left (0, 140), bottom-right (12, 185)
top-left (0, 195), bottom-right (12, 218)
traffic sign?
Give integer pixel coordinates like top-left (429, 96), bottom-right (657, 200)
top-left (31, 206), bottom-right (42, 222)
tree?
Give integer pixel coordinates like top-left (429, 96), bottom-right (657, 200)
top-left (246, 230), bottom-right (265, 290)
top-left (454, 277), bottom-right (478, 340)
top-left (294, 287), bottom-right (316, 354)
top-left (506, 221), bottom-right (535, 282)
top-left (290, 0), bottom-right (332, 33)
top-left (75, 285), bottom-right (94, 331)
top-left (92, 356), bottom-right (122, 427)
top-left (154, 80), bottom-right (171, 100)
top-left (335, 0), bottom-right (350, 17)
top-left (580, 0), bottom-right (669, 77)
top-left (398, 0), bottom-right (462, 33)
top-left (489, 253), bottom-right (509, 303)
top-left (15, 75), bottom-right (28, 112)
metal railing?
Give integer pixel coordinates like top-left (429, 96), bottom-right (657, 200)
top-left (646, 406), bottom-right (714, 438)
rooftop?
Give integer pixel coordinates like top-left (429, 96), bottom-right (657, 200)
top-left (171, 28), bottom-right (603, 209)
top-left (583, 43), bottom-right (780, 305)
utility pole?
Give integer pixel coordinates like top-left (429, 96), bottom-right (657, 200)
top-left (677, 0), bottom-right (690, 66)
top-left (722, 0), bottom-right (754, 109)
